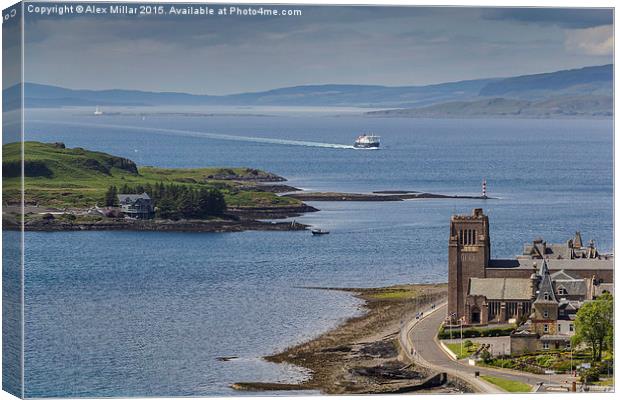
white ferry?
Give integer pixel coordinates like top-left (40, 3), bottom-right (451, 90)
top-left (354, 133), bottom-right (380, 149)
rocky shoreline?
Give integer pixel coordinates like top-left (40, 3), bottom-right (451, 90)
top-left (2, 203), bottom-right (315, 233)
top-left (284, 191), bottom-right (493, 202)
top-left (4, 217), bottom-right (309, 233)
top-left (231, 284), bottom-right (464, 394)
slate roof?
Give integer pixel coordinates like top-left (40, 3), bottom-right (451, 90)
top-left (551, 270), bottom-right (579, 280)
top-left (469, 278), bottom-right (532, 300)
top-left (117, 193), bottom-right (151, 204)
top-left (534, 260), bottom-right (558, 304)
top-left (540, 335), bottom-right (571, 341)
top-left (487, 257), bottom-right (613, 271)
top-left (555, 280), bottom-right (587, 297)
top-left (551, 269), bottom-right (588, 297)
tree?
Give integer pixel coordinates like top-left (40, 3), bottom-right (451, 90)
top-left (199, 188), bottom-right (226, 216)
top-left (104, 185), bottom-right (118, 206)
top-left (480, 349), bottom-right (492, 363)
top-left (572, 292), bottom-right (613, 361)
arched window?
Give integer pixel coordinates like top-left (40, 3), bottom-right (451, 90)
top-left (544, 292), bottom-right (550, 300)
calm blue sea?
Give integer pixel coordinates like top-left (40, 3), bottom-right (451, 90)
top-left (13, 107), bottom-right (614, 397)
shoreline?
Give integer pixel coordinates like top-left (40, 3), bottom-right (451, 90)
top-left (3, 218), bottom-right (309, 233)
top-left (284, 191), bottom-right (494, 202)
top-left (3, 204), bottom-right (317, 233)
top-left (232, 283), bottom-right (462, 394)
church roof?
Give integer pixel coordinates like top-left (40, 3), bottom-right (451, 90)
top-left (487, 257), bottom-right (613, 270)
top-left (551, 270), bottom-right (580, 281)
top-left (469, 278), bottom-right (532, 300)
top-left (534, 260), bottom-right (558, 304)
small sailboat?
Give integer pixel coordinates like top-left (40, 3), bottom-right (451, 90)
top-left (94, 106), bottom-right (103, 116)
top-left (311, 228), bottom-right (330, 235)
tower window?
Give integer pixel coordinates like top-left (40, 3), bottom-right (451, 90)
top-left (543, 342), bottom-right (549, 350)
top-left (544, 292), bottom-right (550, 300)
top-left (543, 324), bottom-right (549, 332)
top-left (543, 310), bottom-right (549, 318)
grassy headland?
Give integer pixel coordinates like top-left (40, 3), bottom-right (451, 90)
top-left (2, 141), bottom-right (302, 209)
top-left (2, 141), bottom-right (315, 231)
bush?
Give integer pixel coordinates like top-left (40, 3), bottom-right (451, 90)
top-left (463, 339), bottom-right (473, 348)
top-left (438, 325), bottom-right (515, 339)
top-left (580, 367), bottom-right (600, 383)
top-left (58, 213), bottom-right (76, 222)
top-left (488, 358), bottom-right (516, 369)
top-left (535, 354), bottom-right (556, 368)
top-left (551, 360), bottom-right (573, 373)
top-left (480, 349), bottom-right (492, 363)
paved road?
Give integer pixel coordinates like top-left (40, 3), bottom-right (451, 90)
top-left (399, 303), bottom-right (576, 393)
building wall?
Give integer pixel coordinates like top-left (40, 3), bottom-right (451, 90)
top-left (557, 320), bottom-right (575, 336)
top-left (448, 208), bottom-right (490, 320)
top-left (510, 335), bottom-right (540, 355)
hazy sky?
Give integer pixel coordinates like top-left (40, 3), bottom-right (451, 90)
top-left (23, 4), bottom-right (613, 94)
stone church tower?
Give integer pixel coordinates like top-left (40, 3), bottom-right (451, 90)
top-left (448, 208), bottom-right (491, 321)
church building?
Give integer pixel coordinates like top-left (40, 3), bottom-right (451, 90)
top-left (447, 208), bottom-right (613, 329)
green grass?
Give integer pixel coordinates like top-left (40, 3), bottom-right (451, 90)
top-left (592, 377), bottom-right (614, 386)
top-left (365, 287), bottom-right (421, 300)
top-left (482, 350), bottom-right (598, 375)
top-left (445, 342), bottom-right (478, 359)
top-left (3, 141), bottom-right (301, 208)
top-left (480, 375), bottom-right (532, 393)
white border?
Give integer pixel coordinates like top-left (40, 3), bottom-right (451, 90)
top-left (0, 2), bottom-right (616, 400)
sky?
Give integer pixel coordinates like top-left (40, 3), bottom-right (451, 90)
top-left (21, 4), bottom-right (614, 95)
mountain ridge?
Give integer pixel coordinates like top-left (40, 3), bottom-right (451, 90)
top-left (6, 64), bottom-right (612, 116)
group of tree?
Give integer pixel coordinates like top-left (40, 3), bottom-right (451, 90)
top-left (572, 292), bottom-right (613, 362)
top-left (103, 182), bottom-right (227, 219)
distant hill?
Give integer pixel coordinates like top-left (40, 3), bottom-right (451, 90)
top-left (4, 64), bottom-right (612, 117)
top-left (20, 79), bottom-right (495, 108)
top-left (479, 64), bottom-right (612, 98)
top-left (365, 95), bottom-right (612, 118)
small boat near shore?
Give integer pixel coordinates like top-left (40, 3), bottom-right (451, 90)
top-left (311, 228), bottom-right (330, 235)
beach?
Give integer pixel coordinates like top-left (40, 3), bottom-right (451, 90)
top-left (232, 283), bottom-right (467, 394)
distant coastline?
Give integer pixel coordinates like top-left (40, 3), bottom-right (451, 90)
top-left (10, 64), bottom-right (612, 118)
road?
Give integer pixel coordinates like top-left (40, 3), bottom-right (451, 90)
top-left (399, 303), bottom-right (576, 393)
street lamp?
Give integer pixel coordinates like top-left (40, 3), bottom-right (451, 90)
top-left (460, 316), bottom-right (465, 357)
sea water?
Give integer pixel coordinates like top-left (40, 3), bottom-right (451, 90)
top-left (10, 107), bottom-right (613, 396)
